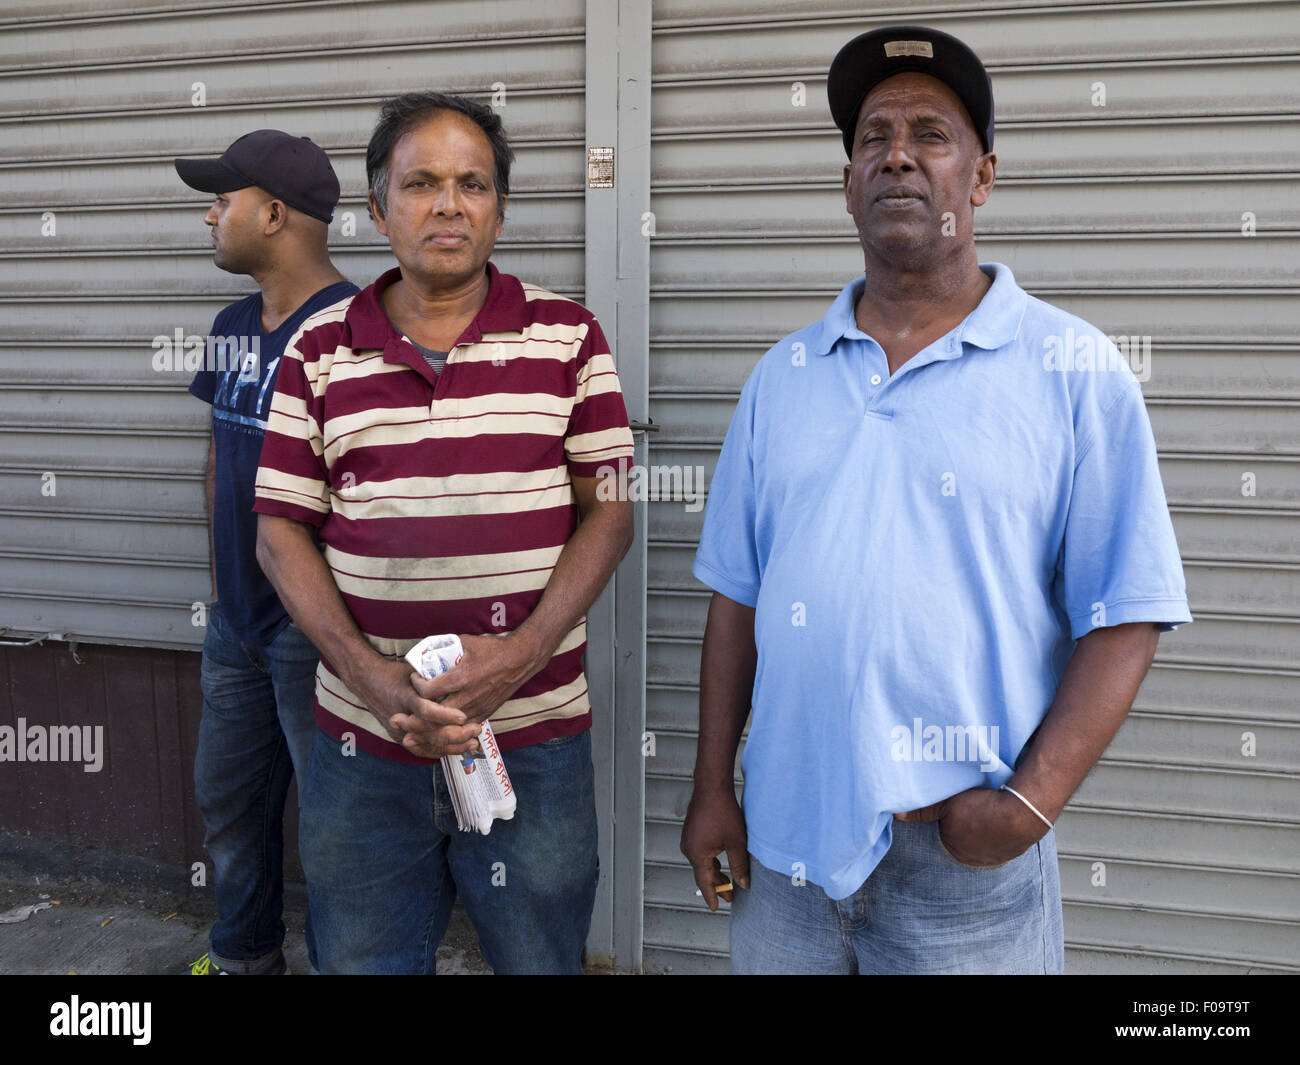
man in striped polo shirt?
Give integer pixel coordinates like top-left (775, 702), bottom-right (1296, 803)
top-left (252, 92), bottom-right (634, 974)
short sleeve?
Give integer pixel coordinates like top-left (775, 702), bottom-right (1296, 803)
top-left (564, 315), bottom-right (634, 478)
top-left (253, 329), bottom-right (330, 527)
top-left (1058, 380), bottom-right (1192, 639)
top-left (188, 312), bottom-right (224, 405)
top-left (692, 377), bottom-right (761, 608)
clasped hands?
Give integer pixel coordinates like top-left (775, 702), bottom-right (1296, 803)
top-left (358, 633), bottom-right (538, 760)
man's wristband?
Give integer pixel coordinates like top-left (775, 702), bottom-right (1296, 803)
top-left (1001, 785), bottom-right (1054, 830)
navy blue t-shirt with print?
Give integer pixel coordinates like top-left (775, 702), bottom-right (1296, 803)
top-left (189, 281), bottom-right (358, 648)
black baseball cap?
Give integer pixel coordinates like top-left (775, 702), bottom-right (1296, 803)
top-left (827, 25), bottom-right (994, 157)
top-left (174, 129), bottom-right (341, 223)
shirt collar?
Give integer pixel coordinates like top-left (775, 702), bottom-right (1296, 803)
top-left (345, 261), bottom-right (530, 351)
top-left (958, 263), bottom-right (1028, 351)
top-left (811, 262), bottom-right (1027, 357)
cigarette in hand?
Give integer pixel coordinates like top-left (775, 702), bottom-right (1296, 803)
top-left (696, 881), bottom-right (733, 897)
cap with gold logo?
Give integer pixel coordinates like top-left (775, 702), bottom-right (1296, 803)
top-left (827, 25), bottom-right (994, 157)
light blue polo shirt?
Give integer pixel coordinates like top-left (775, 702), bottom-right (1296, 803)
top-left (692, 263), bottom-right (1192, 900)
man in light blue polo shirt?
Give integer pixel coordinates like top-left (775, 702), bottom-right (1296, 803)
top-left (680, 25), bottom-right (1191, 974)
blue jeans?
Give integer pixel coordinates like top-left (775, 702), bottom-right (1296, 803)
top-left (730, 817), bottom-right (1064, 974)
top-left (300, 726), bottom-right (599, 974)
top-left (195, 601), bottom-right (319, 972)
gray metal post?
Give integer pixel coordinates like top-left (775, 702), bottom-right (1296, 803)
top-left (583, 0), bottom-right (650, 971)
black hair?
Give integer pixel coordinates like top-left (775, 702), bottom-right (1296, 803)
top-left (366, 91), bottom-right (513, 218)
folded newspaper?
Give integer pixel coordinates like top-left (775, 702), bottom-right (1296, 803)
top-left (404, 634), bottom-right (517, 835)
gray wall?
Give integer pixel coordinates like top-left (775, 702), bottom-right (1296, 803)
top-left (1, 0), bottom-right (1296, 973)
top-left (0, 0), bottom-right (588, 648)
top-left (639, 0), bottom-right (1300, 974)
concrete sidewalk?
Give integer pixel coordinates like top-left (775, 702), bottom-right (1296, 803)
top-left (0, 867), bottom-right (488, 975)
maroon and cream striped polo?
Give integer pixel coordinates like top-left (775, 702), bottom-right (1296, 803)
top-left (253, 263), bottom-right (634, 761)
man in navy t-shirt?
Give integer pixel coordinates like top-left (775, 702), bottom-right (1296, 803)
top-left (176, 130), bottom-right (357, 975)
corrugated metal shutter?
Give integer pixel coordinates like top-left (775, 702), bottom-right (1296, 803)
top-left (643, 0), bottom-right (1300, 973)
top-left (1, 1), bottom-right (655, 966)
top-left (0, 0), bottom-right (587, 649)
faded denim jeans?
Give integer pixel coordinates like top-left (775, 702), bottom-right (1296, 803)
top-left (301, 726), bottom-right (599, 974)
top-left (730, 817), bottom-right (1064, 974)
top-left (195, 601), bottom-right (319, 973)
